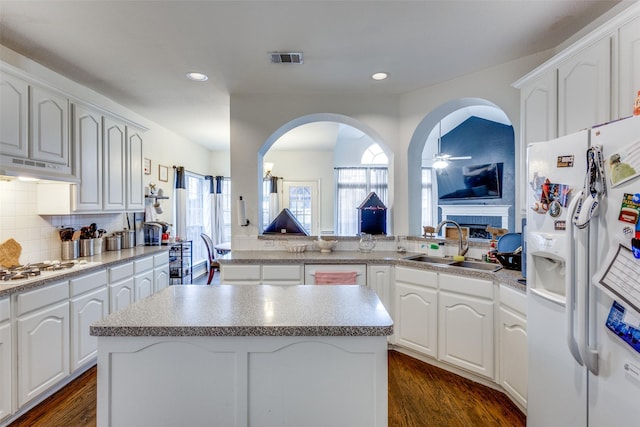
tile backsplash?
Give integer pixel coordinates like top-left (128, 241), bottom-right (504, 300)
top-left (0, 180), bottom-right (129, 263)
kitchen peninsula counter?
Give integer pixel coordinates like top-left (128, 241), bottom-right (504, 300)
top-left (91, 285), bottom-right (392, 426)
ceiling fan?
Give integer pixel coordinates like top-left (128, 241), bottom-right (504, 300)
top-left (432, 121), bottom-right (471, 169)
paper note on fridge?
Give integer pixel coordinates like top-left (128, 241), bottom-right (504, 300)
top-left (607, 139), bottom-right (640, 187)
top-left (599, 244), bottom-right (640, 314)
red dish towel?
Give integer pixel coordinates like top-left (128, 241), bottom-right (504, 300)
top-left (314, 271), bottom-right (358, 285)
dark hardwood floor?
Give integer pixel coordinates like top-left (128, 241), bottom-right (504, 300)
top-left (9, 350), bottom-right (525, 427)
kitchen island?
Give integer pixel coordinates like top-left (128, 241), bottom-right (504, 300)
top-left (91, 284), bottom-right (393, 427)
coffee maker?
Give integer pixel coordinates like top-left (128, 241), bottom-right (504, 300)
top-left (143, 223), bottom-right (162, 246)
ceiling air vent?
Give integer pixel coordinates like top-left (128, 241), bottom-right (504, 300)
top-left (269, 52), bottom-right (303, 64)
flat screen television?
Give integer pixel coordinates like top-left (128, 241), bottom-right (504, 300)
top-left (437, 162), bottom-right (502, 200)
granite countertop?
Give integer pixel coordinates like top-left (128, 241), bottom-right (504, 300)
top-left (91, 284), bottom-right (394, 337)
top-left (220, 250), bottom-right (526, 293)
top-left (0, 246), bottom-right (169, 297)
top-left (218, 250), bottom-right (410, 264)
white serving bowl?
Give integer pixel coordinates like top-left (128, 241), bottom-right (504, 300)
top-left (314, 239), bottom-right (337, 253)
top-left (286, 243), bottom-right (307, 253)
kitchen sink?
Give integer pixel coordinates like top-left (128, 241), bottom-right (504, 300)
top-left (403, 255), bottom-right (454, 264)
top-left (448, 260), bottom-right (502, 272)
top-left (403, 254), bottom-right (502, 272)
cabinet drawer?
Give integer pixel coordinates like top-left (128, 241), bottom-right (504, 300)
top-left (16, 280), bottom-right (68, 316)
top-left (262, 265), bottom-right (303, 281)
top-left (499, 284), bottom-right (526, 316)
top-left (154, 251), bottom-right (169, 267)
top-left (69, 270), bottom-right (107, 297)
top-left (134, 256), bottom-right (154, 273)
top-left (439, 273), bottom-right (493, 299)
top-left (109, 262), bottom-right (134, 282)
top-left (222, 265), bottom-right (261, 281)
top-left (395, 266), bottom-right (438, 289)
top-left (0, 297), bottom-right (9, 322)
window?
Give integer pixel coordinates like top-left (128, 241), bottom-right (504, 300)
top-left (361, 143), bottom-right (388, 165)
top-left (335, 167), bottom-right (388, 236)
top-left (219, 177), bottom-right (232, 243)
top-left (184, 172), bottom-right (207, 266)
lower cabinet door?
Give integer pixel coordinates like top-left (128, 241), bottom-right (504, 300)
top-left (0, 320), bottom-right (11, 422)
top-left (17, 301), bottom-right (70, 408)
top-left (110, 278), bottom-right (134, 314)
top-left (438, 291), bottom-right (494, 379)
top-left (70, 286), bottom-right (108, 371)
top-left (499, 306), bottom-right (528, 408)
top-left (154, 265), bottom-right (169, 292)
top-left (134, 270), bottom-right (154, 301)
top-left (395, 282), bottom-right (438, 358)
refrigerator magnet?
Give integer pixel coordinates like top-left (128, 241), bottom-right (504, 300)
top-left (548, 200), bottom-right (561, 217)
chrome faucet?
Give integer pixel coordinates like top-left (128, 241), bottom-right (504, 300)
top-left (435, 220), bottom-right (469, 257)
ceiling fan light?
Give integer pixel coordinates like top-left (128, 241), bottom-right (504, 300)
top-left (433, 159), bottom-right (449, 169)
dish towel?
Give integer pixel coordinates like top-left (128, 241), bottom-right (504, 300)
top-left (314, 271), bottom-right (358, 285)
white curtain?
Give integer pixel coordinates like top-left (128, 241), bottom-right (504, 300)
top-left (335, 167), bottom-right (388, 236)
top-left (213, 176), bottom-right (225, 245)
top-left (173, 166), bottom-right (187, 240)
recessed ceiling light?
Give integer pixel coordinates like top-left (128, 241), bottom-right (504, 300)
top-left (371, 72), bottom-right (388, 81)
top-left (186, 72), bottom-right (208, 81)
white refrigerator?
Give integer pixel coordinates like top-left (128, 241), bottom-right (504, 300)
top-left (526, 115), bottom-right (640, 427)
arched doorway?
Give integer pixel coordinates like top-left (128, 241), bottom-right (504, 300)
top-left (258, 113), bottom-right (394, 235)
top-left (408, 98), bottom-right (515, 236)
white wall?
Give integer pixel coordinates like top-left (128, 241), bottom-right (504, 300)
top-left (229, 93), bottom-right (400, 249)
top-left (228, 52), bottom-right (553, 249)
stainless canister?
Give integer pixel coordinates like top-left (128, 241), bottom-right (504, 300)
top-left (106, 235), bottom-right (122, 251)
top-left (119, 230), bottom-right (136, 249)
top-left (61, 240), bottom-right (79, 260)
top-left (93, 237), bottom-right (103, 255)
top-left (79, 238), bottom-right (94, 257)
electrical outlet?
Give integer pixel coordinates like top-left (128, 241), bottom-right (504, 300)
top-left (264, 240), bottom-right (274, 247)
top-left (276, 240), bottom-right (288, 246)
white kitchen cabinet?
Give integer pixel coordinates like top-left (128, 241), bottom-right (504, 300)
top-left (438, 273), bottom-right (494, 379)
top-left (368, 264), bottom-right (393, 317)
top-left (394, 267), bottom-right (438, 358)
top-left (126, 126), bottom-right (144, 211)
top-left (261, 264), bottom-right (303, 285)
top-left (109, 262), bottom-right (135, 314)
top-left (557, 36), bottom-right (612, 136)
top-left (618, 16), bottom-right (640, 117)
top-left (103, 116), bottom-right (127, 211)
top-left (134, 256), bottom-right (154, 301)
top-left (0, 72), bottom-right (29, 158)
top-left (72, 103), bottom-right (103, 211)
top-left (498, 285), bottom-right (528, 410)
top-left (220, 264), bottom-right (261, 285)
top-left (0, 297), bottom-right (12, 422)
top-left (304, 264), bottom-right (367, 286)
top-left (30, 84), bottom-right (70, 167)
top-left (154, 251), bottom-right (170, 292)
top-left (15, 280), bottom-right (70, 408)
top-left (520, 71), bottom-right (557, 146)
top-left (69, 270), bottom-right (108, 372)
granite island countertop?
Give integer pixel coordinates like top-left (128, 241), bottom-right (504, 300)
top-left (91, 284), bottom-right (394, 337)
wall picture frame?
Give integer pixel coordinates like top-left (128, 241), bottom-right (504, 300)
top-left (159, 165), bottom-right (169, 182)
top-left (144, 158), bottom-right (151, 175)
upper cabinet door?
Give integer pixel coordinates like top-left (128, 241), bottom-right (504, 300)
top-left (103, 116), bottom-right (126, 210)
top-left (0, 73), bottom-right (29, 158)
top-left (30, 85), bottom-right (70, 165)
top-left (520, 71), bottom-right (557, 145)
top-left (618, 16), bottom-right (640, 117)
top-left (72, 104), bottom-right (103, 211)
top-left (558, 36), bottom-right (612, 136)
top-left (126, 127), bottom-right (144, 211)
